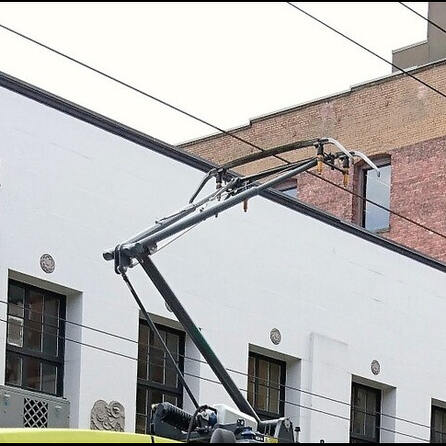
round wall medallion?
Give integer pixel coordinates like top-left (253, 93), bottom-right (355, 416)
top-left (270, 328), bottom-right (282, 345)
top-left (371, 360), bottom-right (380, 376)
top-left (40, 254), bottom-right (55, 274)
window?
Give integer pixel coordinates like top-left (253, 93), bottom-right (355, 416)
top-left (431, 405), bottom-right (446, 443)
top-left (350, 383), bottom-right (381, 443)
top-left (360, 160), bottom-right (391, 232)
top-left (5, 280), bottom-right (66, 397)
top-left (247, 352), bottom-right (286, 420)
top-left (135, 321), bottom-right (185, 434)
top-left (274, 178), bottom-right (298, 198)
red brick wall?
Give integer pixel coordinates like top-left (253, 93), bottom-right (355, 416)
top-left (182, 61), bottom-right (446, 262)
top-left (182, 61), bottom-right (446, 174)
top-left (296, 136), bottom-right (446, 261)
top-left (388, 137), bottom-right (446, 261)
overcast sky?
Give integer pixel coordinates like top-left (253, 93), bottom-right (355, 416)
top-left (0, 2), bottom-right (428, 145)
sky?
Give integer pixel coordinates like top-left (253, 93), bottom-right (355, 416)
top-left (0, 2), bottom-right (428, 145)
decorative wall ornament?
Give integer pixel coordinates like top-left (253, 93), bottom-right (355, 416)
top-left (371, 360), bottom-right (381, 376)
top-left (40, 254), bottom-right (55, 274)
top-left (90, 400), bottom-right (125, 432)
top-left (270, 328), bottom-right (282, 345)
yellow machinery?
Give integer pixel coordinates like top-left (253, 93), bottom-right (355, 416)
top-left (0, 429), bottom-right (179, 443)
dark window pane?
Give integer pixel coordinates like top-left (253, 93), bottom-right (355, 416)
top-left (5, 281), bottom-right (65, 398)
top-left (7, 316), bottom-right (23, 348)
top-left (164, 394), bottom-right (177, 406)
top-left (351, 384), bottom-right (380, 443)
top-left (25, 291), bottom-right (44, 352)
top-left (269, 387), bottom-right (280, 414)
top-left (25, 323), bottom-right (42, 352)
top-left (135, 415), bottom-right (146, 434)
top-left (44, 295), bottom-right (60, 328)
top-left (248, 354), bottom-right (285, 418)
top-left (166, 332), bottom-right (179, 358)
top-left (256, 359), bottom-right (269, 412)
top-left (8, 284), bottom-right (25, 317)
top-left (352, 387), bottom-right (366, 435)
top-left (150, 332), bottom-right (165, 384)
top-left (5, 354), bottom-right (22, 386)
top-left (137, 359), bottom-right (148, 381)
top-left (364, 164), bottom-right (391, 232)
top-left (43, 326), bottom-right (59, 357)
top-left (28, 290), bottom-right (44, 322)
top-left (247, 356), bottom-right (255, 407)
top-left (165, 364), bottom-right (178, 388)
top-left (136, 386), bottom-right (147, 416)
top-left (269, 363), bottom-right (280, 389)
top-left (150, 389), bottom-right (164, 407)
top-left (432, 406), bottom-right (446, 443)
top-left (136, 322), bottom-right (184, 434)
top-left (137, 324), bottom-right (149, 380)
top-left (25, 357), bottom-right (41, 391)
top-left (42, 363), bottom-right (57, 395)
top-left (165, 333), bottom-right (179, 387)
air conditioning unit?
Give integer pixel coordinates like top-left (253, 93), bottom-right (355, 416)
top-left (0, 385), bottom-right (70, 428)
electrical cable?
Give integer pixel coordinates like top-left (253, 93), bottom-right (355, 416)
top-left (0, 303), bottom-right (434, 433)
top-left (285, 2), bottom-right (446, 100)
top-left (306, 171), bottom-right (446, 241)
top-left (0, 316), bottom-right (432, 442)
top-left (398, 2), bottom-right (446, 36)
top-left (0, 20), bottom-right (445, 243)
top-left (0, 15), bottom-right (441, 440)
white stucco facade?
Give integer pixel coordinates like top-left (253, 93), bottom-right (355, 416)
top-left (0, 74), bottom-right (445, 442)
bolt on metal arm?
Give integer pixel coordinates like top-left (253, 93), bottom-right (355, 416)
top-left (103, 138), bottom-right (380, 428)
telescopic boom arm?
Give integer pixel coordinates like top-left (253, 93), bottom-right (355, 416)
top-left (103, 138), bottom-right (379, 431)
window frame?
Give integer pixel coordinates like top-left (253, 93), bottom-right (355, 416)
top-left (136, 320), bottom-right (185, 434)
top-left (431, 405), bottom-right (446, 443)
top-left (5, 279), bottom-right (66, 397)
top-left (274, 178), bottom-right (298, 198)
top-left (350, 382), bottom-right (381, 443)
top-left (357, 156), bottom-right (391, 233)
top-left (247, 352), bottom-right (286, 420)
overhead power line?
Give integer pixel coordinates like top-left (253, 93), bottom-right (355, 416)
top-left (1, 21), bottom-right (445, 245)
top-left (398, 2), bottom-right (446, 36)
top-left (0, 299), bottom-right (433, 433)
top-left (285, 2), bottom-right (446, 100)
top-left (0, 315), bottom-right (432, 442)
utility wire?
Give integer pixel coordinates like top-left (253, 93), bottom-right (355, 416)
top-left (0, 316), bottom-right (431, 442)
top-left (398, 2), bottom-right (446, 36)
top-left (306, 171), bottom-right (446, 241)
top-left (0, 19), bottom-right (440, 435)
top-left (0, 20), bottom-right (444, 244)
top-left (0, 22), bottom-right (287, 163)
top-left (285, 2), bottom-right (446, 100)
top-left (0, 298), bottom-right (433, 432)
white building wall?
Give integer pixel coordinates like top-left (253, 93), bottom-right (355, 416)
top-left (0, 83), bottom-right (446, 442)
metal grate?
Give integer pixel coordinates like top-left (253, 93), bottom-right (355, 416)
top-left (23, 397), bottom-right (49, 428)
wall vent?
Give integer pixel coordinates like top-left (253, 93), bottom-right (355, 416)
top-left (0, 385), bottom-right (69, 428)
top-left (23, 398), bottom-right (49, 428)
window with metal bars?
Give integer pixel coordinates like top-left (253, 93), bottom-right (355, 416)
top-left (135, 320), bottom-right (185, 434)
top-left (431, 405), bottom-right (446, 443)
top-left (247, 352), bottom-right (286, 420)
top-left (5, 280), bottom-right (66, 397)
top-left (350, 383), bottom-right (381, 443)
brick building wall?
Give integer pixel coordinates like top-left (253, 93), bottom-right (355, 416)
top-left (181, 60), bottom-right (446, 262)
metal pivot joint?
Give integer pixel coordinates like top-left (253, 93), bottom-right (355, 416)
top-left (104, 137), bottom-right (381, 441)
